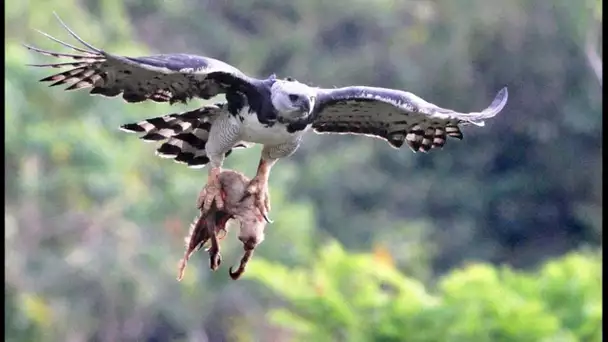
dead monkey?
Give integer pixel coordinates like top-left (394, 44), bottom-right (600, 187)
top-left (177, 170), bottom-right (267, 281)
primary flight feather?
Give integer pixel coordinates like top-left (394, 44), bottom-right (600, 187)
top-left (26, 14), bottom-right (509, 222)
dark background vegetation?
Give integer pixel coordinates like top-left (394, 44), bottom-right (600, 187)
top-left (5, 0), bottom-right (602, 341)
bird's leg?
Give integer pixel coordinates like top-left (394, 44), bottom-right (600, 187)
top-left (197, 166), bottom-right (224, 212)
top-left (198, 113), bottom-right (241, 213)
top-left (245, 157), bottom-right (277, 223)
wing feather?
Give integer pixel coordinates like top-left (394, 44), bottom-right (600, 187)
top-left (26, 14), bottom-right (258, 105)
top-left (311, 86), bottom-right (508, 152)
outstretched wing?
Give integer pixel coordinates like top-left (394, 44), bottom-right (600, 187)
top-left (120, 103), bottom-right (252, 168)
top-left (310, 86), bottom-right (508, 152)
top-left (25, 13), bottom-right (257, 104)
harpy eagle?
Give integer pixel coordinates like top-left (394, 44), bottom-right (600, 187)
top-left (26, 14), bottom-right (508, 222)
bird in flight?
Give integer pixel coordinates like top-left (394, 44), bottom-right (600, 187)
top-left (25, 14), bottom-right (508, 223)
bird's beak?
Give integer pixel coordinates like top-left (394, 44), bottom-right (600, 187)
top-left (301, 96), bottom-right (315, 115)
top-left (295, 96), bottom-right (315, 117)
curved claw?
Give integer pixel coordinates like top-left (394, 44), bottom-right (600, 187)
top-left (243, 179), bottom-right (272, 224)
top-left (228, 249), bottom-right (254, 280)
top-left (229, 265), bottom-right (244, 280)
top-left (261, 212), bottom-right (273, 224)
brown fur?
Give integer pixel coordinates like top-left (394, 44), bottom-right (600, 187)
top-left (177, 170), bottom-right (267, 281)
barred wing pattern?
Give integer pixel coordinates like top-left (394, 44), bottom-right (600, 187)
top-left (120, 103), bottom-right (252, 168)
top-left (311, 86), bottom-right (508, 152)
top-left (25, 13), bottom-right (256, 105)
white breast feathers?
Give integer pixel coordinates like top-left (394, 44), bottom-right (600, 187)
top-left (236, 108), bottom-right (309, 146)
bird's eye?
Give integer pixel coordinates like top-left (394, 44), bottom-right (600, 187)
top-left (288, 94), bottom-right (299, 102)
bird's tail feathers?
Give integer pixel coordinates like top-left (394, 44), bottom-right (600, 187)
top-left (119, 104), bottom-right (250, 168)
top-left (119, 105), bottom-right (216, 141)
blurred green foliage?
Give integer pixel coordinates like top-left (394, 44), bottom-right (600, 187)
top-left (5, 0), bottom-right (601, 340)
top-left (248, 246), bottom-right (602, 342)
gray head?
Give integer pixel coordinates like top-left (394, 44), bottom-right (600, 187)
top-left (270, 78), bottom-right (316, 121)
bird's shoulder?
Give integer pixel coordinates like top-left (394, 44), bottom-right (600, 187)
top-left (223, 77), bottom-right (279, 126)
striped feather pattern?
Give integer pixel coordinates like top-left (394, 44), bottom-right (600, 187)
top-left (25, 13), bottom-right (255, 105)
top-left (312, 87), bottom-right (508, 153)
top-left (120, 103), bottom-right (252, 168)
